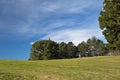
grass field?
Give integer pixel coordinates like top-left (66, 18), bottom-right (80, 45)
top-left (0, 56), bottom-right (120, 80)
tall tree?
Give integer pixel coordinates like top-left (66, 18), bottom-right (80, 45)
top-left (67, 42), bottom-right (77, 58)
top-left (86, 37), bottom-right (108, 56)
top-left (99, 0), bottom-right (120, 55)
top-left (96, 39), bottom-right (108, 56)
top-left (58, 42), bottom-right (67, 58)
top-left (29, 40), bottom-right (58, 60)
top-left (87, 37), bottom-right (98, 56)
top-left (77, 41), bottom-right (88, 56)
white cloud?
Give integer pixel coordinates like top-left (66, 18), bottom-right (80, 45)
top-left (42, 28), bottom-right (103, 46)
top-left (30, 42), bottom-right (35, 45)
top-left (40, 0), bottom-right (94, 14)
top-left (26, 0), bottom-right (105, 45)
top-left (17, 19), bottom-right (76, 38)
top-left (0, 0), bottom-right (104, 40)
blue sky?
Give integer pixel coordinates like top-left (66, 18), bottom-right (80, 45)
top-left (0, 0), bottom-right (105, 60)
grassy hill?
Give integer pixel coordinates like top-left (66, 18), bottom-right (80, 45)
top-left (0, 56), bottom-right (120, 80)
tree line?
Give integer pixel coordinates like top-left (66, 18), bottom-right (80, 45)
top-left (29, 37), bottom-right (108, 60)
top-left (29, 0), bottom-right (120, 60)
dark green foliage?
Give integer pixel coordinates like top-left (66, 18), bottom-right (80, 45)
top-left (96, 39), bottom-right (108, 56)
top-left (29, 37), bottom-right (108, 60)
top-left (58, 42), bottom-right (67, 58)
top-left (87, 37), bottom-right (100, 56)
top-left (67, 42), bottom-right (77, 58)
top-left (30, 40), bottom-right (59, 60)
top-left (88, 37), bottom-right (108, 56)
top-left (77, 41), bottom-right (88, 55)
top-left (77, 37), bottom-right (108, 57)
top-left (99, 0), bottom-right (120, 54)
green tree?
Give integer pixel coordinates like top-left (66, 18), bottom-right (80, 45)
top-left (87, 37), bottom-right (97, 48)
top-left (29, 40), bottom-right (58, 60)
top-left (87, 37), bottom-right (97, 56)
top-left (67, 42), bottom-right (77, 58)
top-left (77, 41), bottom-right (88, 56)
top-left (99, 0), bottom-right (120, 55)
top-left (86, 37), bottom-right (108, 56)
top-left (97, 39), bottom-right (108, 56)
top-left (58, 42), bottom-right (67, 58)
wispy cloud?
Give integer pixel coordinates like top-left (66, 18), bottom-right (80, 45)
top-left (42, 26), bottom-right (104, 46)
top-left (40, 0), bottom-right (102, 14)
top-left (0, 0), bottom-right (104, 43)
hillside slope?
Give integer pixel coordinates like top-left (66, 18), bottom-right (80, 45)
top-left (0, 56), bottom-right (120, 80)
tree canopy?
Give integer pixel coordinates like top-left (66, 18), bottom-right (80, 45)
top-left (29, 37), bottom-right (108, 60)
top-left (99, 0), bottom-right (120, 55)
top-left (29, 40), bottom-right (59, 60)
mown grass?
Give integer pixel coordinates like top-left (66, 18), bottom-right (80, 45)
top-left (0, 56), bottom-right (120, 80)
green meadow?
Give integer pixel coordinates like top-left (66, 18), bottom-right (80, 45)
top-left (0, 56), bottom-right (120, 80)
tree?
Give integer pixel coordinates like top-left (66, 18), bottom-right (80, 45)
top-left (58, 42), bottom-right (67, 58)
top-left (29, 40), bottom-right (58, 60)
top-left (29, 37), bottom-right (108, 60)
top-left (77, 41), bottom-right (88, 56)
top-left (67, 42), bottom-right (77, 58)
top-left (87, 37), bottom-right (97, 47)
top-left (99, 0), bottom-right (120, 55)
top-left (96, 39), bottom-right (108, 56)
top-left (86, 37), bottom-right (108, 56)
top-left (87, 37), bottom-right (98, 56)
